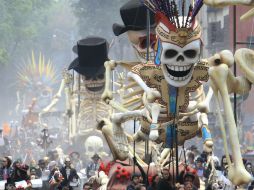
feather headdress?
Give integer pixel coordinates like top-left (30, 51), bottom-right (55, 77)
top-left (17, 51), bottom-right (58, 89)
top-left (142, 0), bottom-right (203, 29)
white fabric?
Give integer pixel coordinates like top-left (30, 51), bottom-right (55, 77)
top-left (42, 169), bottom-right (50, 181)
top-left (0, 180), bottom-right (7, 190)
top-left (15, 180), bottom-right (28, 188)
top-left (31, 179), bottom-right (43, 188)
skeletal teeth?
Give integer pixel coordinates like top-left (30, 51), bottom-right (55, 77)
top-left (175, 66), bottom-right (179, 71)
top-left (180, 67), bottom-right (183, 71)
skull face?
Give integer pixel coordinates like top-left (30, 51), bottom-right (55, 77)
top-left (84, 136), bottom-right (107, 158)
top-left (160, 39), bottom-right (201, 87)
top-left (81, 74), bottom-right (105, 94)
top-left (127, 30), bottom-right (156, 63)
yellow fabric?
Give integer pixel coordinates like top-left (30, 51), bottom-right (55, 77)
top-left (131, 61), bottom-right (209, 144)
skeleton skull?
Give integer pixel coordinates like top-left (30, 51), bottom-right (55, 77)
top-left (155, 17), bottom-right (202, 87)
top-left (81, 74), bottom-right (105, 94)
top-left (160, 39), bottom-right (201, 87)
top-left (84, 136), bottom-right (107, 158)
top-left (127, 30), bottom-right (156, 63)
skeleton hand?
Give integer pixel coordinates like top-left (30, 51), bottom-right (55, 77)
top-left (146, 88), bottom-right (161, 103)
top-left (208, 49), bottom-right (252, 94)
top-left (203, 140), bottom-right (214, 153)
top-left (208, 50), bottom-right (234, 68)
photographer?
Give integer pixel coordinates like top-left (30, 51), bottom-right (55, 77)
top-left (48, 161), bottom-right (63, 190)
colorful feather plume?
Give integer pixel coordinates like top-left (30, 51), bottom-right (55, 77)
top-left (17, 51), bottom-right (58, 89)
top-left (142, 0), bottom-right (202, 28)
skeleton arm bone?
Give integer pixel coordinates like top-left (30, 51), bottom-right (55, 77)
top-left (101, 60), bottom-right (117, 102)
top-left (39, 78), bottom-right (65, 117)
top-left (203, 0), bottom-right (254, 21)
top-left (179, 87), bottom-right (213, 118)
top-left (203, 0), bottom-right (254, 7)
top-left (128, 72), bottom-right (161, 103)
top-left (209, 63), bottom-right (252, 185)
top-left (15, 91), bottom-right (21, 113)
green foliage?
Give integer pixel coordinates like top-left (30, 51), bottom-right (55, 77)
top-left (71, 0), bottom-right (126, 40)
top-left (0, 0), bottom-right (53, 66)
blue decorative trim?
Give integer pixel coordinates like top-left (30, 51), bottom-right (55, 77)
top-left (166, 124), bottom-right (176, 148)
top-left (150, 124), bottom-right (157, 129)
top-left (166, 85), bottom-right (178, 147)
top-left (155, 40), bottom-right (162, 65)
top-left (202, 126), bottom-right (212, 141)
top-left (169, 85), bottom-right (177, 114)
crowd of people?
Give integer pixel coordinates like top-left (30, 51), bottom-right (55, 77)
top-left (0, 149), bottom-right (102, 190)
top-left (1, 145), bottom-right (254, 190)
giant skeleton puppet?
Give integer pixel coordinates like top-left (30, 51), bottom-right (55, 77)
top-left (67, 37), bottom-right (110, 159)
top-left (101, 0), bottom-right (254, 186)
top-left (99, 0), bottom-right (158, 163)
top-left (40, 37), bottom-right (110, 159)
top-left (101, 0), bottom-right (212, 162)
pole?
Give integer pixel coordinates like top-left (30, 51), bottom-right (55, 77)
top-left (145, 7), bottom-right (151, 162)
top-left (233, 5), bottom-right (237, 124)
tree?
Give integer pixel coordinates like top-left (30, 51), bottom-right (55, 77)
top-left (71, 0), bottom-right (126, 41)
top-left (0, 0), bottom-right (55, 66)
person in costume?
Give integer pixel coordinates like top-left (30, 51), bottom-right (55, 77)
top-left (58, 157), bottom-right (79, 190)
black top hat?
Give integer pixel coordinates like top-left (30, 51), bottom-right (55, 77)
top-left (113, 0), bottom-right (155, 36)
top-left (68, 37), bottom-right (109, 77)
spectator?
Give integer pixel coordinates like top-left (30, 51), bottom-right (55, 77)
top-left (246, 162), bottom-right (254, 176)
top-left (86, 154), bottom-right (101, 179)
top-left (157, 168), bottom-right (173, 190)
top-left (195, 157), bottom-right (205, 179)
top-left (187, 152), bottom-right (195, 168)
top-left (38, 159), bottom-right (49, 190)
top-left (220, 155), bottom-right (232, 177)
top-left (83, 182), bottom-right (92, 190)
top-left (147, 174), bottom-right (159, 190)
top-left (69, 151), bottom-right (83, 172)
top-left (183, 172), bottom-right (198, 190)
top-left (0, 156), bottom-right (13, 182)
top-left (135, 184), bottom-right (146, 190)
top-left (126, 173), bottom-right (141, 190)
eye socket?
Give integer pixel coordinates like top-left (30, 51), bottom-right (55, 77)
top-left (97, 74), bottom-right (104, 79)
top-left (184, 50), bottom-right (197, 58)
top-left (139, 38), bottom-right (148, 49)
top-left (85, 76), bottom-right (92, 80)
top-left (164, 49), bottom-right (178, 58)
